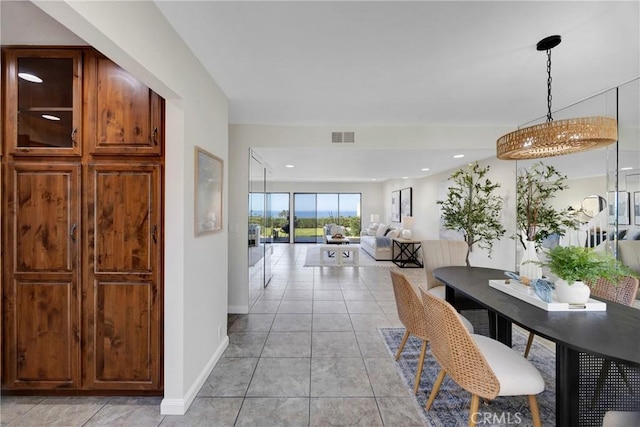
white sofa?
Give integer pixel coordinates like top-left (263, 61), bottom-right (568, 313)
top-left (359, 223), bottom-right (401, 260)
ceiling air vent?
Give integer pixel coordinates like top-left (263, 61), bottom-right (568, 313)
top-left (331, 131), bottom-right (355, 143)
top-left (343, 132), bottom-right (355, 143)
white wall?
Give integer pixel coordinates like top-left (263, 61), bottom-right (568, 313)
top-left (31, 0), bottom-right (229, 415)
top-left (382, 158), bottom-right (519, 271)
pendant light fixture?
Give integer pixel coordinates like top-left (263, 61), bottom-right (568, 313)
top-left (496, 35), bottom-right (617, 160)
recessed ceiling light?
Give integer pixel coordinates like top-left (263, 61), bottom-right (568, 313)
top-left (620, 167), bottom-right (633, 171)
top-left (402, 176), bottom-right (409, 179)
top-left (285, 164), bottom-right (294, 168)
top-left (453, 154), bottom-right (465, 159)
top-left (371, 178), bottom-right (377, 181)
top-left (421, 168), bottom-right (430, 171)
top-left (41, 114), bottom-right (61, 121)
top-left (18, 72), bottom-right (43, 83)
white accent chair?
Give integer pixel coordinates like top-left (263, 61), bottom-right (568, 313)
top-left (422, 240), bottom-right (468, 299)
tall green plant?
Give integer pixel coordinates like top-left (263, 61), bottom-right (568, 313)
top-left (516, 162), bottom-right (578, 249)
top-left (437, 162), bottom-right (506, 266)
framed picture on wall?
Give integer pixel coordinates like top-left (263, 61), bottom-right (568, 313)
top-left (195, 146), bottom-right (223, 235)
top-left (400, 187), bottom-right (412, 218)
top-left (608, 191), bottom-right (630, 226)
top-left (634, 192), bottom-right (640, 225)
top-left (391, 190), bottom-right (400, 222)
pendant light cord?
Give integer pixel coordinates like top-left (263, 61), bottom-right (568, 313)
top-left (546, 49), bottom-right (553, 123)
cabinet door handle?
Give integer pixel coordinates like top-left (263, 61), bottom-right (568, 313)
top-left (152, 127), bottom-right (158, 146)
top-left (71, 128), bottom-right (78, 146)
top-left (70, 223), bottom-right (77, 242)
top-left (152, 225), bottom-right (157, 243)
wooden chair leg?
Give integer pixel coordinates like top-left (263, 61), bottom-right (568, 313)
top-left (524, 332), bottom-right (535, 358)
top-left (414, 339), bottom-right (428, 394)
top-left (468, 394), bottom-right (480, 427)
top-left (426, 369), bottom-right (446, 410)
top-left (528, 395), bottom-right (542, 427)
top-left (395, 330), bottom-right (410, 361)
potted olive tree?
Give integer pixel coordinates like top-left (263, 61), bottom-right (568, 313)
top-left (438, 162), bottom-right (506, 266)
top-left (516, 162), bottom-right (578, 280)
top-left (539, 245), bottom-right (632, 304)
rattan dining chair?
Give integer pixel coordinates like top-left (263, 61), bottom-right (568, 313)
top-left (587, 275), bottom-right (639, 409)
top-left (390, 268), bottom-right (474, 395)
top-left (419, 288), bottom-right (544, 427)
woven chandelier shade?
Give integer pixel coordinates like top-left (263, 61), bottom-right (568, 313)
top-left (497, 116), bottom-right (618, 160)
top-left (497, 35), bottom-right (619, 160)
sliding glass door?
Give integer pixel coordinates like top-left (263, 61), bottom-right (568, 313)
top-left (294, 193), bottom-right (317, 243)
top-left (293, 193), bottom-right (361, 243)
top-left (267, 192), bottom-right (290, 243)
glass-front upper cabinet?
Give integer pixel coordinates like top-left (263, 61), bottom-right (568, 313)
top-left (3, 49), bottom-right (82, 156)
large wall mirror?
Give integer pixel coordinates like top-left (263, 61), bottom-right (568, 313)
top-left (248, 150), bottom-right (273, 308)
top-left (514, 78), bottom-right (640, 274)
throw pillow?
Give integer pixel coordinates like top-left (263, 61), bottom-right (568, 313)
top-left (387, 229), bottom-right (400, 239)
top-left (376, 224), bottom-right (389, 237)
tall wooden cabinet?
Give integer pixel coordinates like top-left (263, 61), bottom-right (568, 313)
top-left (2, 47), bottom-right (164, 392)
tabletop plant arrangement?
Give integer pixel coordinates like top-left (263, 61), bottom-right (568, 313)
top-left (438, 162), bottom-right (506, 266)
top-left (515, 161), bottom-right (578, 280)
top-left (538, 245), bottom-right (633, 304)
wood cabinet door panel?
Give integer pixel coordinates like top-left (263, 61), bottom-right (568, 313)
top-left (9, 164), bottom-right (80, 272)
top-left (85, 52), bottom-right (162, 155)
top-left (94, 281), bottom-right (154, 382)
top-left (90, 166), bottom-right (158, 273)
top-left (15, 281), bottom-right (78, 383)
top-left (84, 162), bottom-right (161, 389)
top-left (3, 163), bottom-right (81, 389)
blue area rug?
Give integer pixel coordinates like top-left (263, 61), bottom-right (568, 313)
top-left (379, 326), bottom-right (557, 427)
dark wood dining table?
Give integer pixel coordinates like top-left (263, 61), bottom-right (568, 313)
top-left (433, 266), bottom-right (640, 427)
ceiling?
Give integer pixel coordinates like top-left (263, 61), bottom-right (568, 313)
top-left (154, 0), bottom-right (639, 182)
top-left (3, 1), bottom-right (639, 182)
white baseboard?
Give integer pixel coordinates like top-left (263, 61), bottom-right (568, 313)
top-left (228, 304), bottom-right (249, 314)
top-left (160, 335), bottom-right (229, 415)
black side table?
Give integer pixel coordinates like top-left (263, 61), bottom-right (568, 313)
top-left (391, 238), bottom-right (423, 268)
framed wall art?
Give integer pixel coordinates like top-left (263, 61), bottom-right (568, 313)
top-left (635, 192), bottom-right (640, 225)
top-left (391, 190), bottom-right (400, 222)
top-left (195, 146), bottom-right (223, 235)
top-left (400, 187), bottom-right (412, 218)
top-left (607, 191), bottom-right (630, 226)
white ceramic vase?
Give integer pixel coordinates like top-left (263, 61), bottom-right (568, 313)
top-left (555, 279), bottom-right (591, 304)
top-left (519, 240), bottom-right (542, 281)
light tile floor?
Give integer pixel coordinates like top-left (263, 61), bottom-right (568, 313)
top-left (1, 244), bottom-right (427, 426)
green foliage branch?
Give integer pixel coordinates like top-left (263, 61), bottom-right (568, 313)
top-left (516, 162), bottom-right (578, 249)
top-left (437, 162), bottom-right (506, 266)
top-left (538, 245), bottom-right (634, 286)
